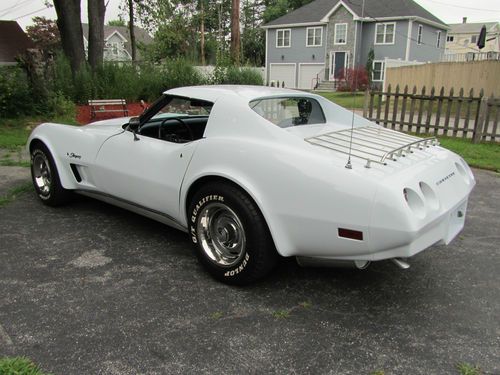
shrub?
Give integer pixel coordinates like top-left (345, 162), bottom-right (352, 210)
top-left (0, 66), bottom-right (33, 118)
top-left (49, 56), bottom-right (205, 104)
top-left (224, 66), bottom-right (264, 85)
top-left (210, 64), bottom-right (264, 86)
top-left (46, 91), bottom-right (76, 121)
top-left (336, 67), bottom-right (369, 92)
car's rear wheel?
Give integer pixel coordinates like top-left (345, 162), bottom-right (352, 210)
top-left (188, 182), bottom-right (278, 285)
top-left (30, 143), bottom-right (72, 206)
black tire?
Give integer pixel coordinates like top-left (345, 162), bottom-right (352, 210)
top-left (188, 182), bottom-right (278, 285)
top-left (30, 143), bottom-right (72, 206)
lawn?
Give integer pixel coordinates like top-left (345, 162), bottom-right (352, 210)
top-left (0, 115), bottom-right (78, 149)
top-left (0, 104), bottom-right (497, 172)
top-left (439, 137), bottom-right (499, 172)
top-left (317, 91), bottom-right (368, 109)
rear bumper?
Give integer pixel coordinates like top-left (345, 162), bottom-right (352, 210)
top-left (366, 197), bottom-right (468, 261)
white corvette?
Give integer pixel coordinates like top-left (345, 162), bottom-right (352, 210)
top-left (28, 85), bottom-right (475, 284)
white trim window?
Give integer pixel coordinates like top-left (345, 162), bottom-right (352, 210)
top-left (306, 27), bottom-right (323, 47)
top-left (276, 29), bottom-right (291, 48)
top-left (375, 22), bottom-right (395, 45)
top-left (334, 23), bottom-right (347, 45)
top-left (417, 25), bottom-right (423, 45)
top-left (446, 35), bottom-right (454, 42)
top-left (372, 60), bottom-right (385, 82)
top-left (436, 31), bottom-right (441, 48)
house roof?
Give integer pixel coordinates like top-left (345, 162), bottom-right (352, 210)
top-left (0, 20), bottom-right (35, 64)
top-left (81, 23), bottom-right (153, 56)
top-left (448, 22), bottom-right (499, 34)
top-left (262, 0), bottom-right (447, 28)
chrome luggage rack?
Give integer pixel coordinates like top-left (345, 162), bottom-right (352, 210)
top-left (305, 126), bottom-right (439, 168)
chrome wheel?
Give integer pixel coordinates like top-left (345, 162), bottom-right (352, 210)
top-left (196, 202), bottom-right (246, 267)
top-left (32, 152), bottom-right (52, 196)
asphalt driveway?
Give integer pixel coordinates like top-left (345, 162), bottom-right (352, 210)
top-left (0, 167), bottom-right (499, 375)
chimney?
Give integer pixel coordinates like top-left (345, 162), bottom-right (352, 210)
top-left (462, 17), bottom-right (467, 24)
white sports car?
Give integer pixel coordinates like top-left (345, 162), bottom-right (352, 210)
top-left (28, 85), bottom-right (475, 284)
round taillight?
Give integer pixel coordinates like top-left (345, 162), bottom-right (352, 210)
top-left (419, 181), bottom-right (439, 210)
top-left (403, 187), bottom-right (426, 218)
top-left (455, 162), bottom-right (470, 184)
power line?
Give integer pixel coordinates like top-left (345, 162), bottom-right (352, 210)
top-left (0, 0), bottom-right (37, 18)
top-left (417, 0), bottom-right (500, 13)
top-left (345, 0), bottom-right (482, 53)
top-left (12, 6), bottom-right (50, 20)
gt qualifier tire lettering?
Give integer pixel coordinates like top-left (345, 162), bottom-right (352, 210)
top-left (191, 195), bottom-right (224, 223)
top-left (188, 182), bottom-right (277, 285)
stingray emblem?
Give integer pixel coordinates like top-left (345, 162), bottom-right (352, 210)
top-left (67, 152), bottom-right (82, 159)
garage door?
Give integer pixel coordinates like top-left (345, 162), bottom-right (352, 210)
top-left (269, 64), bottom-right (296, 88)
top-left (298, 64), bottom-right (324, 90)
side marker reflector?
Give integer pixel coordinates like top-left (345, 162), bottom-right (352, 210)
top-left (338, 228), bottom-right (363, 241)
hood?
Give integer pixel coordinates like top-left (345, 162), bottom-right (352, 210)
top-left (84, 116), bottom-right (132, 128)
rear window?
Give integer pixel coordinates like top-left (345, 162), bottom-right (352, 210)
top-left (250, 97), bottom-right (326, 128)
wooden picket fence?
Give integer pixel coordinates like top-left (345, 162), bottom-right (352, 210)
top-left (362, 84), bottom-right (500, 143)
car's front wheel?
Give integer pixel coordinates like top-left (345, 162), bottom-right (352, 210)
top-left (30, 143), bottom-right (72, 206)
top-left (188, 182), bottom-right (278, 285)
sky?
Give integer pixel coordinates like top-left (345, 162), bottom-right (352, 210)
top-left (1, 0), bottom-right (499, 30)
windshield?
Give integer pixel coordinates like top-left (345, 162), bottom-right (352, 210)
top-left (250, 97), bottom-right (326, 128)
top-left (152, 96), bottom-right (212, 118)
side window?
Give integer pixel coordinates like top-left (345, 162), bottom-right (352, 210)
top-left (138, 96), bottom-right (213, 143)
top-left (372, 61), bottom-right (385, 82)
top-left (250, 97), bottom-right (326, 127)
top-left (276, 29), bottom-right (291, 48)
top-left (417, 25), bottom-right (423, 45)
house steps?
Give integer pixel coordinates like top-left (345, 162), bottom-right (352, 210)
top-left (314, 80), bottom-right (336, 92)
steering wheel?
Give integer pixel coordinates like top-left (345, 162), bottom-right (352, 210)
top-left (159, 117), bottom-right (194, 142)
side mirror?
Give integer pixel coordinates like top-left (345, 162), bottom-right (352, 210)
top-left (128, 116), bottom-right (140, 131)
top-left (128, 117), bottom-right (140, 141)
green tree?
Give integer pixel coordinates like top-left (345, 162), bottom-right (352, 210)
top-left (108, 19), bottom-right (126, 26)
top-left (26, 16), bottom-right (61, 56)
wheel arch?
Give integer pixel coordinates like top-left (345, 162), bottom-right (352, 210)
top-left (182, 173), bottom-right (284, 256)
top-left (28, 136), bottom-right (76, 190)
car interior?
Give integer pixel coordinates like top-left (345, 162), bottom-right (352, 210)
top-left (138, 116), bottom-right (209, 143)
top-left (124, 95), bottom-right (213, 143)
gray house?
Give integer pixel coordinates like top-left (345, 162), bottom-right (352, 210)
top-left (262, 0), bottom-right (448, 89)
top-left (81, 24), bottom-right (153, 62)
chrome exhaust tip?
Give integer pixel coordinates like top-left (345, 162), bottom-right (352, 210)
top-left (391, 258), bottom-right (410, 269)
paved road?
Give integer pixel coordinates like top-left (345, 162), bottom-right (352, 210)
top-left (0, 168), bottom-right (499, 375)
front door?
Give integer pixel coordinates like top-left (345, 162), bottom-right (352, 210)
top-left (93, 131), bottom-right (197, 221)
top-left (329, 51), bottom-right (349, 81)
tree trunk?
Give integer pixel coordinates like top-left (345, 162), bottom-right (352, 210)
top-left (200, 0), bottom-right (205, 65)
top-left (52, 0), bottom-right (85, 74)
top-left (128, 0), bottom-right (137, 62)
top-left (87, 0), bottom-right (106, 70)
top-left (230, 0), bottom-right (240, 65)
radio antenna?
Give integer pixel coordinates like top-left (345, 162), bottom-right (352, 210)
top-left (345, 0), bottom-right (365, 169)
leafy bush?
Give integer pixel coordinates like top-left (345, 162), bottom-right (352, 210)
top-left (46, 91), bottom-right (76, 120)
top-left (336, 67), bottom-right (369, 92)
top-left (49, 56), bottom-right (205, 104)
top-left (223, 66), bottom-right (264, 85)
top-left (0, 67), bottom-right (33, 118)
top-left (0, 356), bottom-right (51, 375)
top-left (209, 63), bottom-right (264, 86)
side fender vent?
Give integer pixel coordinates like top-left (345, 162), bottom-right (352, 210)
top-left (70, 163), bottom-right (82, 183)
